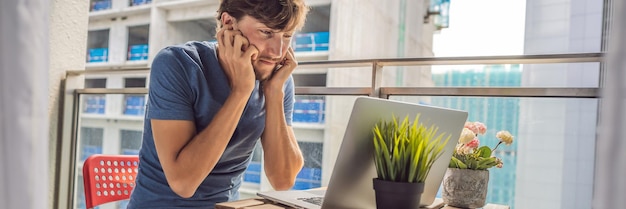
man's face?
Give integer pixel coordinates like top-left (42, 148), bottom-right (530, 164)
top-left (232, 15), bottom-right (294, 81)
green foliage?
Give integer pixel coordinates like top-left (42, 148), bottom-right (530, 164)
top-left (448, 145), bottom-right (498, 170)
top-left (372, 114), bottom-right (451, 183)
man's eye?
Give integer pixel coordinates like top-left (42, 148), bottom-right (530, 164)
top-left (260, 30), bottom-right (273, 36)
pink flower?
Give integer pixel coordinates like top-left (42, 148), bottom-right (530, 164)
top-left (464, 122), bottom-right (478, 134)
top-left (465, 138), bottom-right (480, 149)
top-left (464, 122), bottom-right (487, 135)
top-left (474, 122), bottom-right (487, 135)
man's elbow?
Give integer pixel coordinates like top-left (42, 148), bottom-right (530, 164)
top-left (271, 178), bottom-right (296, 191)
top-left (168, 179), bottom-right (196, 198)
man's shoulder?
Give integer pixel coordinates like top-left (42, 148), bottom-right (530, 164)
top-left (153, 41), bottom-right (219, 71)
top-left (160, 41), bottom-right (216, 57)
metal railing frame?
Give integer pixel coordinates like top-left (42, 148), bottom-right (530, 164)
top-left (71, 52), bottom-right (603, 98)
top-left (61, 52), bottom-right (604, 208)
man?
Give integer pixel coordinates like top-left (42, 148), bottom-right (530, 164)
top-left (127, 0), bottom-right (309, 208)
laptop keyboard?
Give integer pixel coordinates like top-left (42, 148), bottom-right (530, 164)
top-left (297, 197), bottom-right (324, 206)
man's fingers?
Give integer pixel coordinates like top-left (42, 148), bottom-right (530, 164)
top-left (216, 28), bottom-right (226, 50)
top-left (233, 34), bottom-right (249, 54)
top-left (243, 44), bottom-right (259, 61)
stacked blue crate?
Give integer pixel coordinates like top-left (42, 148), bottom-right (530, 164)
top-left (87, 48), bottom-right (108, 63)
top-left (124, 96), bottom-right (146, 116)
top-left (128, 44), bottom-right (149, 61)
top-left (292, 32), bottom-right (329, 52)
top-left (244, 162), bottom-right (262, 183)
top-left (293, 98), bottom-right (325, 123)
top-left (292, 167), bottom-right (322, 190)
top-left (92, 0), bottom-right (112, 11)
top-left (130, 0), bottom-right (152, 6)
top-left (84, 96), bottom-right (105, 114)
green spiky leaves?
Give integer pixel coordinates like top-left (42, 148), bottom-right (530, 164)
top-left (372, 114), bottom-right (450, 183)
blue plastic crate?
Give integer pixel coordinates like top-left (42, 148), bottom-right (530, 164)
top-left (128, 44), bottom-right (149, 61)
top-left (84, 96), bottom-right (105, 114)
top-left (293, 32), bottom-right (329, 52)
top-left (88, 48), bottom-right (108, 63)
top-left (293, 99), bottom-right (325, 123)
top-left (124, 96), bottom-right (146, 116)
top-left (244, 162), bottom-right (262, 183)
top-left (92, 0), bottom-right (111, 11)
top-left (131, 0), bottom-right (151, 6)
top-left (292, 180), bottom-right (321, 190)
top-left (293, 110), bottom-right (324, 123)
top-left (294, 167), bottom-right (322, 189)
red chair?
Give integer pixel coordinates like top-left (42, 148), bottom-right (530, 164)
top-left (82, 154), bottom-right (139, 209)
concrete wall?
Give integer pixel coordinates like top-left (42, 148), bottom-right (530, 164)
top-left (49, 0), bottom-right (89, 208)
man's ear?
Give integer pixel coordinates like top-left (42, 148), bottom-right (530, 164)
top-left (220, 12), bottom-right (236, 29)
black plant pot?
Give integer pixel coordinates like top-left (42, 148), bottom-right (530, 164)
top-left (372, 178), bottom-right (425, 209)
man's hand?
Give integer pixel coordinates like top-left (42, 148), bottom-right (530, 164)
top-left (262, 47), bottom-right (297, 95)
top-left (217, 26), bottom-right (259, 94)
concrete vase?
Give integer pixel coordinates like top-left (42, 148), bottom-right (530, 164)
top-left (442, 168), bottom-right (489, 208)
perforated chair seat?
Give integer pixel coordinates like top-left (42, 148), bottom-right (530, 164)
top-left (82, 154), bottom-right (139, 209)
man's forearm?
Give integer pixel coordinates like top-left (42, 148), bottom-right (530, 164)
top-left (157, 90), bottom-right (251, 197)
top-left (261, 93), bottom-right (304, 190)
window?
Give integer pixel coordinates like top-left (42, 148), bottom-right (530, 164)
top-left (293, 142), bottom-right (323, 190)
top-left (83, 79), bottom-right (107, 114)
top-left (123, 77), bottom-right (147, 116)
top-left (127, 25), bottom-right (150, 61)
top-left (79, 127), bottom-right (104, 162)
top-left (120, 130), bottom-right (142, 155)
top-left (87, 29), bottom-right (110, 63)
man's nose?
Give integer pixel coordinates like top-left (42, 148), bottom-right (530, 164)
top-left (266, 36), bottom-right (283, 58)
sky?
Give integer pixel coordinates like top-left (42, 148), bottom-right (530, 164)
top-left (432, 0), bottom-right (527, 57)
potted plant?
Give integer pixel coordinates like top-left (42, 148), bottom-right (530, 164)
top-left (372, 114), bottom-right (451, 209)
top-left (443, 121), bottom-right (515, 208)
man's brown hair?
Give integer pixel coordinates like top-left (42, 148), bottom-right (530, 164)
top-left (217, 0), bottom-right (309, 32)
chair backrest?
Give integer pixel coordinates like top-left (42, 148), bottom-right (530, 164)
top-left (82, 154), bottom-right (139, 209)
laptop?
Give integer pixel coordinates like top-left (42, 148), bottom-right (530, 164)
top-left (257, 97), bottom-right (468, 209)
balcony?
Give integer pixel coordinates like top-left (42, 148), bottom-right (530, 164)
top-left (60, 52), bottom-right (603, 208)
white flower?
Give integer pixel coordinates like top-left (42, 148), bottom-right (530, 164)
top-left (496, 130), bottom-right (514, 145)
top-left (459, 128), bottom-right (475, 144)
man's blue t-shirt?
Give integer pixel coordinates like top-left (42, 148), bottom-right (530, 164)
top-left (127, 41), bottom-right (294, 209)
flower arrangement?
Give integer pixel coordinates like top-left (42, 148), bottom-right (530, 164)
top-left (448, 121), bottom-right (514, 170)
